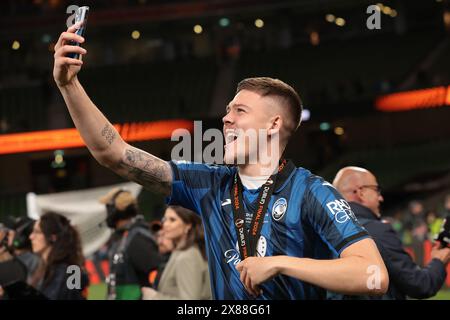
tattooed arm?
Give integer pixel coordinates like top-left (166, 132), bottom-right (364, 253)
top-left (53, 26), bottom-right (172, 195)
top-left (57, 80), bottom-right (172, 195)
top-left (112, 147), bottom-right (172, 196)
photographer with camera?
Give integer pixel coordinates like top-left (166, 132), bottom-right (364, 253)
top-left (0, 224), bottom-right (13, 261)
top-left (1, 225), bottom-right (27, 297)
top-left (0, 217), bottom-right (40, 299)
top-left (5, 217), bottom-right (41, 282)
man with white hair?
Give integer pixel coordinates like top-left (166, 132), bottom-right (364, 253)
top-left (333, 166), bottom-right (450, 299)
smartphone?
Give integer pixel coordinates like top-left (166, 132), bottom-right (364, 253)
top-left (67, 6), bottom-right (89, 59)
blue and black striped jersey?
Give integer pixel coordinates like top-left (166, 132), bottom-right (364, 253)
top-left (166, 160), bottom-right (369, 300)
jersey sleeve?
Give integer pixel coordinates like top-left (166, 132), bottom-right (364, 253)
top-left (302, 177), bottom-right (370, 256)
top-left (166, 160), bottom-right (231, 214)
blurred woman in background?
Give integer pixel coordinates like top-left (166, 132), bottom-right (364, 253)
top-left (29, 211), bottom-right (88, 300)
top-left (142, 205), bottom-right (211, 300)
top-left (149, 229), bottom-right (175, 289)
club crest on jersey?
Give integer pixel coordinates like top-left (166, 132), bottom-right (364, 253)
top-left (272, 198), bottom-right (287, 221)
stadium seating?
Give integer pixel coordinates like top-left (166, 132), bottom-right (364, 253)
top-left (235, 31), bottom-right (443, 108)
top-left (80, 58), bottom-right (217, 123)
top-left (0, 85), bottom-right (47, 133)
top-left (319, 139), bottom-right (450, 189)
top-left (0, 193), bottom-right (27, 221)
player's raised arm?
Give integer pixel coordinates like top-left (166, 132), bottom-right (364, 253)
top-left (53, 24), bottom-right (172, 196)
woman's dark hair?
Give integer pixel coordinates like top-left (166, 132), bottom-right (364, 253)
top-left (168, 206), bottom-right (206, 260)
top-left (39, 211), bottom-right (84, 285)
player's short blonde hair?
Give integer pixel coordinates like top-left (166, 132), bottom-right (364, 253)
top-left (237, 77), bottom-right (303, 139)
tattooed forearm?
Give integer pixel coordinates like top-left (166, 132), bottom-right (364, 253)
top-left (101, 123), bottom-right (116, 145)
top-left (119, 148), bottom-right (172, 196)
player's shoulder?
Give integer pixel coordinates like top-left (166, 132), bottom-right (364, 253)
top-left (293, 167), bottom-right (335, 192)
top-left (170, 160), bottom-right (234, 176)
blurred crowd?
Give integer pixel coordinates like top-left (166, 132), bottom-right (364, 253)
top-left (0, 188), bottom-right (211, 300)
top-left (0, 212), bottom-right (87, 299)
top-left (385, 195), bottom-right (450, 267)
top-left (0, 186), bottom-right (448, 300)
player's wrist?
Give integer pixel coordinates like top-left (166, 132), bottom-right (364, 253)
top-left (269, 255), bottom-right (287, 275)
top-left (57, 76), bottom-right (80, 90)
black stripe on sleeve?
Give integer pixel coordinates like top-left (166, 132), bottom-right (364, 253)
top-left (335, 231), bottom-right (370, 253)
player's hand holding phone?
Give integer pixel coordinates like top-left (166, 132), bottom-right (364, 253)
top-left (53, 6), bottom-right (89, 87)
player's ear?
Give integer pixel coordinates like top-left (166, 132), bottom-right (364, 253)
top-left (268, 115), bottom-right (282, 136)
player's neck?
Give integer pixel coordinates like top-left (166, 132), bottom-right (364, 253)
top-left (237, 143), bottom-right (285, 177)
top-left (237, 161), bottom-right (279, 178)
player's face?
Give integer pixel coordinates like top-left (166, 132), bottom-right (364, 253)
top-left (162, 207), bottom-right (191, 244)
top-left (222, 89), bottom-right (276, 165)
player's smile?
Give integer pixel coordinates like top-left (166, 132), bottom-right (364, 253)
top-left (224, 129), bottom-right (239, 149)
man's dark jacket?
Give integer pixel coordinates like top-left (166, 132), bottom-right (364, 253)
top-left (350, 201), bottom-right (447, 300)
